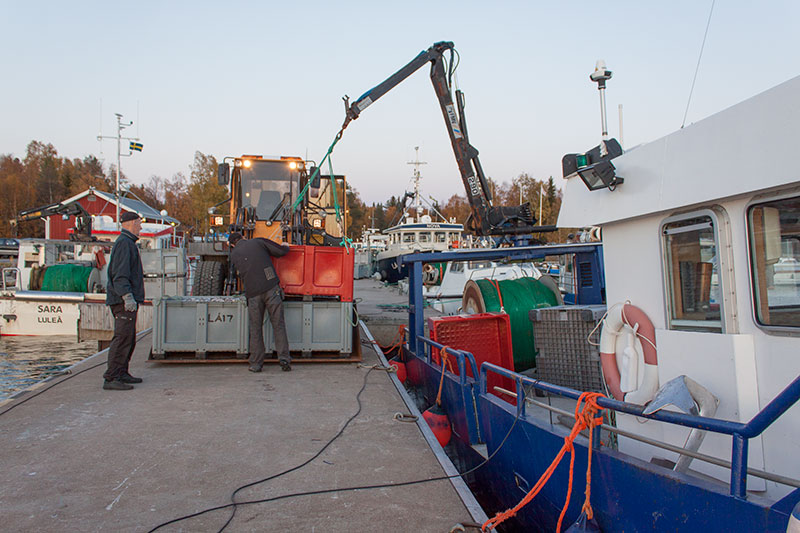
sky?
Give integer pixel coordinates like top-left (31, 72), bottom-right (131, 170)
top-left (1, 1), bottom-right (799, 207)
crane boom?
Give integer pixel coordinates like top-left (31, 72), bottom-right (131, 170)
top-left (342, 41), bottom-right (544, 236)
top-left (14, 202), bottom-right (95, 241)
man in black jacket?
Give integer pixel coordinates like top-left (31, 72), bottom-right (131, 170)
top-left (103, 211), bottom-right (145, 390)
top-left (229, 232), bottom-right (292, 373)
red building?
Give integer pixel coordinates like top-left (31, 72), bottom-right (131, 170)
top-left (44, 189), bottom-right (179, 240)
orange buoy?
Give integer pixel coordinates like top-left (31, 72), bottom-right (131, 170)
top-left (389, 357), bottom-right (407, 383)
top-left (423, 403), bottom-right (451, 447)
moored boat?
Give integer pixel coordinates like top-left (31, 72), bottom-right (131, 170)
top-left (396, 73), bottom-right (800, 530)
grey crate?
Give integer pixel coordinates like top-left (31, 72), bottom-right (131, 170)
top-left (529, 305), bottom-right (607, 392)
top-left (144, 276), bottom-right (186, 300)
top-left (141, 249), bottom-right (187, 277)
top-left (353, 262), bottom-right (372, 279)
top-left (263, 301), bottom-right (354, 356)
top-left (152, 296), bottom-right (249, 356)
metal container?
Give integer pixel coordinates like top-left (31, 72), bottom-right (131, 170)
top-left (141, 249), bottom-right (188, 300)
top-left (151, 296), bottom-right (249, 358)
top-left (141, 249), bottom-right (187, 276)
top-left (529, 305), bottom-right (607, 392)
top-left (263, 300), bottom-right (354, 356)
top-left (144, 276), bottom-right (186, 300)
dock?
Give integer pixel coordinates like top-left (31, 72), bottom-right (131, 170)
top-left (0, 280), bottom-right (481, 532)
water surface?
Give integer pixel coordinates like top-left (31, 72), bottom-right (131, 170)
top-left (0, 336), bottom-right (98, 401)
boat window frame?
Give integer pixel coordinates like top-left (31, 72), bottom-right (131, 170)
top-left (745, 188), bottom-right (800, 335)
top-left (659, 207), bottom-right (736, 334)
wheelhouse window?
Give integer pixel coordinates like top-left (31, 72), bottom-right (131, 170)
top-left (748, 196), bottom-right (800, 328)
top-left (402, 233), bottom-right (415, 243)
top-left (435, 232), bottom-right (447, 243)
top-left (419, 232), bottom-right (431, 243)
top-left (662, 213), bottom-right (723, 332)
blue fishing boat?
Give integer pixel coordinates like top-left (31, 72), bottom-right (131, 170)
top-left (396, 74), bottom-right (800, 531)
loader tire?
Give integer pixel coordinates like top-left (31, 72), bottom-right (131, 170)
top-left (192, 260), bottom-right (225, 296)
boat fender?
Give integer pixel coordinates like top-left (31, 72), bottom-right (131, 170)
top-left (422, 403), bottom-right (451, 447)
top-left (787, 500), bottom-right (800, 533)
top-left (599, 303), bottom-right (659, 404)
top-left (388, 357), bottom-right (407, 384)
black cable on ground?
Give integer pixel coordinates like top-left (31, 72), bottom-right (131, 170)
top-left (148, 373), bottom-right (524, 533)
top-left (214, 366), bottom-right (378, 532)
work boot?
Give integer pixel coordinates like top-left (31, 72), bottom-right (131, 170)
top-left (103, 380), bottom-right (134, 391)
top-left (248, 365), bottom-right (262, 373)
top-left (120, 373), bottom-right (143, 384)
top-left (280, 360), bottom-right (292, 372)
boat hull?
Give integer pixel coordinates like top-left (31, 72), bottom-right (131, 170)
top-left (0, 294), bottom-right (82, 336)
top-left (403, 347), bottom-right (797, 531)
top-left (376, 255), bottom-right (408, 283)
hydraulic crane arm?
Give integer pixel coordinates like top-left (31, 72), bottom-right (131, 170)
top-left (342, 41), bottom-right (540, 236)
top-left (14, 202), bottom-right (95, 241)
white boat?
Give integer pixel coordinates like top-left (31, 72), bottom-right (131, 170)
top-left (0, 239), bottom-right (111, 336)
top-left (353, 227), bottom-right (388, 279)
top-left (0, 233), bottom-right (187, 337)
top-left (375, 149), bottom-right (467, 282)
top-left (376, 214), bottom-right (465, 282)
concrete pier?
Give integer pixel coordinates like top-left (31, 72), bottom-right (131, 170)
top-left (0, 282), bottom-right (478, 532)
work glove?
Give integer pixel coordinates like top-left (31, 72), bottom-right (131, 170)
top-left (122, 293), bottom-right (138, 312)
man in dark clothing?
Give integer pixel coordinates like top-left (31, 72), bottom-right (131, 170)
top-left (229, 232), bottom-right (292, 373)
top-left (103, 211), bottom-right (145, 390)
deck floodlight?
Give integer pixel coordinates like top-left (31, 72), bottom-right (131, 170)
top-left (577, 160), bottom-right (623, 191)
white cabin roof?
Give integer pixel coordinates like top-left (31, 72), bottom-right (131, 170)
top-left (558, 75), bottom-right (800, 227)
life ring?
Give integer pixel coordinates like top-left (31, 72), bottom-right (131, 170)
top-left (599, 303), bottom-right (658, 405)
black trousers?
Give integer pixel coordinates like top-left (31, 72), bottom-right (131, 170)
top-left (104, 304), bottom-right (137, 381)
top-left (247, 286), bottom-right (290, 369)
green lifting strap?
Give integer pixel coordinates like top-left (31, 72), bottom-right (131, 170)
top-left (290, 130), bottom-right (342, 214)
top-left (290, 129), bottom-right (351, 249)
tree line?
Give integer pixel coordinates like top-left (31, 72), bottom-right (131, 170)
top-left (1, 140), bottom-right (571, 242)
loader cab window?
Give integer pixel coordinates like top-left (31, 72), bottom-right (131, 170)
top-left (240, 161), bottom-right (295, 220)
top-left (748, 195), bottom-right (800, 329)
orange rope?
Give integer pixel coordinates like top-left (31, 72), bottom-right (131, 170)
top-left (372, 325), bottom-right (406, 355)
top-left (488, 279), bottom-right (505, 312)
top-left (482, 392), bottom-right (605, 532)
top-left (435, 346), bottom-right (455, 406)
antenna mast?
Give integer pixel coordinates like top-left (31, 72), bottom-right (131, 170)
top-left (407, 146), bottom-right (427, 218)
top-left (97, 113), bottom-right (141, 231)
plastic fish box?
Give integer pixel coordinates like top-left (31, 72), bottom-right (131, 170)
top-left (140, 248), bottom-right (187, 277)
top-left (263, 300), bottom-right (354, 356)
top-left (529, 305), bottom-right (607, 392)
top-left (273, 245), bottom-right (354, 302)
top-left (144, 275), bottom-right (186, 300)
top-left (428, 313), bottom-right (516, 401)
top-left (151, 296), bottom-right (249, 357)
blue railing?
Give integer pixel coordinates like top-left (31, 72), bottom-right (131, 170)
top-left (416, 336), bottom-right (480, 384)
top-left (479, 362), bottom-right (800, 499)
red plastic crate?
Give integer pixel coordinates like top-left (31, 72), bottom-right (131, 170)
top-left (274, 245), bottom-right (354, 301)
top-left (428, 313), bottom-right (516, 402)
